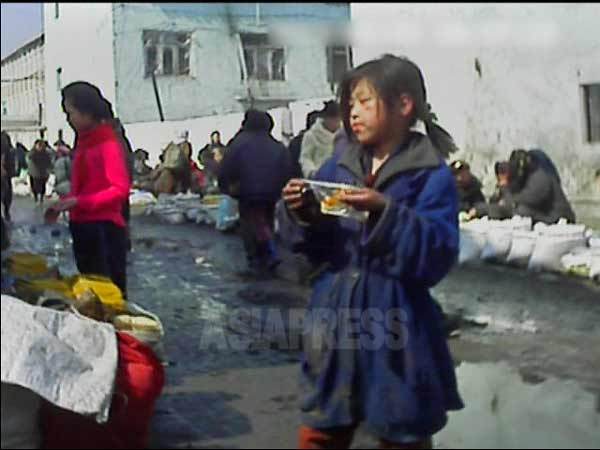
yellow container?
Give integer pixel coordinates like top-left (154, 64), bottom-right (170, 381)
top-left (72, 275), bottom-right (127, 313)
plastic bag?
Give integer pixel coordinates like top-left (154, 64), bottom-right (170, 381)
top-left (528, 235), bottom-right (587, 273)
top-left (216, 195), bottom-right (239, 231)
top-left (302, 180), bottom-right (369, 222)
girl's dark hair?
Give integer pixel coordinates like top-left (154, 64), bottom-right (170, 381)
top-left (61, 81), bottom-right (114, 121)
top-left (339, 54), bottom-right (458, 158)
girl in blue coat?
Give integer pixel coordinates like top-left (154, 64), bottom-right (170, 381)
top-left (283, 55), bottom-right (464, 449)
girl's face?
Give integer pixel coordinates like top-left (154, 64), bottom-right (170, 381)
top-left (63, 98), bottom-right (96, 133)
top-left (348, 78), bottom-right (414, 147)
top-left (349, 79), bottom-right (383, 146)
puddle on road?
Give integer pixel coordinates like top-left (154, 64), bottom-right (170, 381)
top-left (437, 362), bottom-right (600, 449)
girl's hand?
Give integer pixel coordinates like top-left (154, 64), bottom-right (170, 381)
top-left (283, 179), bottom-right (307, 211)
top-left (339, 189), bottom-right (387, 213)
top-left (51, 197), bottom-right (78, 212)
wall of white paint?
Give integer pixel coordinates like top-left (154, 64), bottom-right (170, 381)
top-left (112, 3), bottom-right (347, 124)
top-left (43, 3), bottom-right (117, 147)
top-left (350, 3), bottom-right (600, 196)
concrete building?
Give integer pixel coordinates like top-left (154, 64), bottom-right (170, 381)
top-left (43, 3), bottom-right (352, 154)
top-left (1, 34), bottom-right (46, 148)
top-left (350, 3), bottom-right (600, 197)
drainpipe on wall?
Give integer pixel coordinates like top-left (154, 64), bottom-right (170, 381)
top-left (151, 70), bottom-right (165, 122)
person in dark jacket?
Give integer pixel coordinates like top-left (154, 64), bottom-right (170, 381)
top-left (288, 110), bottom-right (321, 178)
top-left (1, 132), bottom-right (16, 221)
top-left (219, 110), bottom-right (292, 275)
top-left (508, 149), bottom-right (576, 224)
top-left (28, 139), bottom-right (53, 205)
top-left (450, 160), bottom-right (486, 214)
top-left (198, 131), bottom-right (226, 194)
top-left (283, 54), bottom-right (463, 449)
top-left (472, 161), bottom-right (514, 220)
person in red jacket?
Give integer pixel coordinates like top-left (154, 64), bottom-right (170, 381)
top-left (49, 81), bottom-right (131, 295)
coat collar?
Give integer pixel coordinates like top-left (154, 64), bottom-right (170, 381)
top-left (76, 123), bottom-right (116, 150)
top-left (338, 131), bottom-right (443, 190)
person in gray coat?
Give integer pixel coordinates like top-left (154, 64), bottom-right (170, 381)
top-left (53, 141), bottom-right (72, 198)
top-left (508, 149), bottom-right (576, 224)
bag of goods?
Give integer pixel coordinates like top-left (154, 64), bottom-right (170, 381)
top-left (129, 190), bottom-right (156, 207)
top-left (161, 142), bottom-right (187, 171)
top-left (458, 218), bottom-right (489, 265)
top-left (41, 332), bottom-right (165, 450)
top-left (216, 195), bottom-right (239, 231)
top-left (480, 216), bottom-right (532, 263)
top-left (72, 276), bottom-right (127, 315)
top-left (528, 223), bottom-right (588, 273)
top-left (302, 180), bottom-right (369, 222)
top-left (1, 383), bottom-right (42, 450)
top-left (506, 230), bottom-right (539, 267)
top-left (561, 247), bottom-right (598, 278)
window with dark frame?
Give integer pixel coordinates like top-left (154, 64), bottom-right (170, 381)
top-left (143, 30), bottom-right (191, 78)
top-left (327, 45), bottom-right (353, 87)
top-left (582, 84), bottom-right (600, 143)
top-left (240, 33), bottom-right (286, 82)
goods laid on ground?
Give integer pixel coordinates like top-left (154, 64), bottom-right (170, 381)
top-left (459, 217), bottom-right (598, 283)
top-left (141, 191), bottom-right (239, 231)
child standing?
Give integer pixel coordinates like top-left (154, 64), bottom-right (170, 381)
top-left (283, 55), bottom-right (464, 449)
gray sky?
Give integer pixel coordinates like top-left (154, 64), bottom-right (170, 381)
top-left (1, 3), bottom-right (42, 60)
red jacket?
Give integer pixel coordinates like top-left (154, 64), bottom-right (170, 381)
top-left (67, 123), bottom-right (131, 228)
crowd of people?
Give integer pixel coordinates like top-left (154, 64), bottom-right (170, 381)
top-left (0, 51), bottom-right (595, 450)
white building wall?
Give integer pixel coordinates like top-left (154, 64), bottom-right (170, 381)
top-left (112, 3), bottom-right (346, 124)
top-left (350, 3), bottom-right (600, 196)
top-left (43, 3), bottom-right (117, 147)
top-left (1, 36), bottom-right (45, 148)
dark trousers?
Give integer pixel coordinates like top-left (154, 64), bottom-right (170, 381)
top-left (238, 201), bottom-right (278, 267)
top-left (70, 221), bottom-right (128, 296)
top-left (30, 176), bottom-right (48, 201)
top-left (2, 178), bottom-right (12, 219)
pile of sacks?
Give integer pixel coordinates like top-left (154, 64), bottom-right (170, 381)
top-left (142, 192), bottom-right (239, 231)
top-left (459, 216), bottom-right (600, 282)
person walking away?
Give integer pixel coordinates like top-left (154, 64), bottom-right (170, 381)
top-left (219, 110), bottom-right (292, 276)
top-left (508, 149), bottom-right (576, 224)
top-left (48, 81), bottom-right (131, 296)
top-left (300, 101), bottom-right (342, 178)
top-left (283, 54), bottom-right (464, 449)
top-left (1, 132), bottom-right (17, 221)
top-left (28, 139), bottom-right (53, 205)
top-left (288, 110), bottom-right (321, 178)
